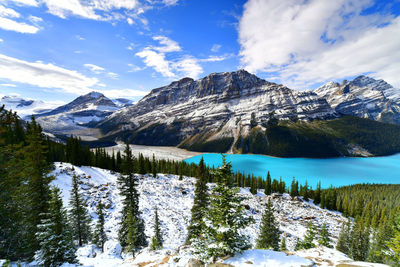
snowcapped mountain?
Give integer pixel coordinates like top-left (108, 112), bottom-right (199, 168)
top-left (315, 75), bottom-right (400, 124)
top-left (0, 95), bottom-right (62, 119)
top-left (34, 92), bottom-right (128, 140)
top-left (97, 70), bottom-right (336, 148)
top-left (49, 162), bottom-right (384, 267)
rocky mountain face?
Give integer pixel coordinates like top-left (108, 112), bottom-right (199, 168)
top-left (34, 92), bottom-right (127, 140)
top-left (315, 75), bottom-right (400, 124)
top-left (97, 70), bottom-right (336, 150)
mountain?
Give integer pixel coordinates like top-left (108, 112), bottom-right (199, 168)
top-left (0, 95), bottom-right (61, 119)
top-left (35, 92), bottom-right (123, 140)
top-left (315, 75), bottom-right (400, 124)
top-left (96, 70), bottom-right (336, 151)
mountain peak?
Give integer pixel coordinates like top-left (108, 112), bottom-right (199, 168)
top-left (351, 75), bottom-right (377, 87)
top-left (85, 91), bottom-right (105, 99)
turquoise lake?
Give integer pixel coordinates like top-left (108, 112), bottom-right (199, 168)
top-left (184, 153), bottom-right (400, 189)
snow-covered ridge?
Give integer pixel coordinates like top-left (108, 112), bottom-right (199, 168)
top-left (97, 70), bottom-right (336, 145)
top-left (0, 95), bottom-right (63, 119)
top-left (315, 75), bottom-right (400, 124)
top-left (49, 162), bottom-right (375, 266)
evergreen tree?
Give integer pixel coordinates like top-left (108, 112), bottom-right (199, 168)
top-left (24, 118), bottom-right (53, 255)
top-left (93, 200), bottom-right (107, 252)
top-left (300, 222), bottom-right (316, 249)
top-left (264, 171), bottom-right (272, 195)
top-left (69, 174), bottom-right (91, 246)
top-left (192, 155), bottom-right (254, 261)
top-left (336, 219), bottom-right (352, 255)
top-left (186, 157), bottom-right (209, 244)
top-left (314, 181), bottom-right (321, 205)
top-left (256, 199), bottom-right (280, 251)
top-left (280, 236), bottom-right (287, 251)
top-left (290, 178), bottom-right (299, 197)
top-left (150, 207), bottom-right (163, 250)
top-left (318, 223), bottom-right (332, 248)
top-left (387, 212), bottom-right (400, 265)
top-left (35, 187), bottom-right (76, 266)
top-left (118, 141), bottom-right (147, 252)
top-left (350, 217), bottom-right (369, 261)
top-left (294, 237), bottom-right (301, 251)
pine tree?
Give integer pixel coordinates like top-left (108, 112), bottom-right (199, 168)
top-left (300, 222), bottom-right (316, 249)
top-left (314, 181), bottom-right (321, 205)
top-left (93, 200), bottom-right (107, 252)
top-left (318, 223), bottom-right (332, 248)
top-left (118, 141), bottom-right (147, 252)
top-left (294, 237), bottom-right (301, 251)
top-left (24, 117), bottom-right (53, 257)
top-left (69, 174), bottom-right (91, 246)
top-left (336, 219), bottom-right (352, 255)
top-left (350, 217), bottom-right (369, 261)
top-left (264, 171), bottom-right (272, 195)
top-left (387, 212), bottom-right (400, 265)
top-left (150, 207), bottom-right (163, 250)
top-left (280, 236), bottom-right (287, 251)
top-left (186, 157), bottom-right (209, 244)
top-left (35, 187), bottom-right (76, 266)
top-left (192, 155), bottom-right (254, 261)
top-left (256, 199), bottom-right (280, 251)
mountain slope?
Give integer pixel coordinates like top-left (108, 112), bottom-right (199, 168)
top-left (315, 75), bottom-right (400, 124)
top-left (97, 70), bottom-right (336, 149)
top-left (35, 92), bottom-right (127, 140)
top-left (49, 162), bottom-right (386, 266)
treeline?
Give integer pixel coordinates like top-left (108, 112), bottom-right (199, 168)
top-left (235, 116), bottom-right (400, 158)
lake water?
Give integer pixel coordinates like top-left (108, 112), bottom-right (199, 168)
top-left (184, 153), bottom-right (400, 189)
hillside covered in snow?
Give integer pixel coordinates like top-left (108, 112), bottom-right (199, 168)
top-left (47, 162), bottom-right (388, 267)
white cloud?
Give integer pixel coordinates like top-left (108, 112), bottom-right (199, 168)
top-left (0, 4), bottom-right (40, 33)
top-left (76, 35), bottom-right (85, 40)
top-left (101, 88), bottom-right (148, 98)
top-left (211, 44), bottom-right (221, 52)
top-left (9, 0), bottom-right (38, 7)
top-left (0, 38), bottom-right (3, 42)
top-left (238, 0), bottom-right (400, 88)
top-left (172, 56), bottom-right (203, 79)
top-left (0, 53), bottom-right (99, 94)
top-left (127, 63), bottom-right (143, 72)
top-left (199, 54), bottom-right (232, 62)
top-left (152, 36), bottom-right (181, 53)
top-left (0, 16), bottom-right (39, 33)
top-left (0, 83), bottom-right (17, 87)
top-left (136, 48), bottom-right (175, 77)
top-left (84, 63), bottom-right (105, 73)
top-left (162, 0), bottom-right (179, 6)
top-left (0, 5), bottom-right (20, 18)
top-left (107, 72), bottom-right (119, 79)
top-left (127, 17), bottom-right (133, 25)
top-left (28, 15), bottom-right (42, 23)
top-left (136, 35), bottom-right (204, 79)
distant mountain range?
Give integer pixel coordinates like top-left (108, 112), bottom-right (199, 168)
top-left (3, 70), bottom-right (400, 157)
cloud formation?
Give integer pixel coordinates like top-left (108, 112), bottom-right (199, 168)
top-left (136, 35), bottom-right (229, 79)
top-left (238, 0), bottom-right (400, 88)
top-left (0, 53), bottom-right (98, 94)
top-left (0, 3), bottom-right (40, 33)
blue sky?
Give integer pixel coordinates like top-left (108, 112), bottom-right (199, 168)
top-left (0, 0), bottom-right (399, 104)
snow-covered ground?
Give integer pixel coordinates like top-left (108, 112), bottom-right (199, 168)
top-left (46, 163), bottom-right (387, 267)
top-left (102, 143), bottom-right (201, 161)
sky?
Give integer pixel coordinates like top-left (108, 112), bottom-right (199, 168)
top-left (0, 0), bottom-right (399, 104)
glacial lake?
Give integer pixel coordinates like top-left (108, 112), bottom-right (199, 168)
top-left (184, 153), bottom-right (400, 189)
